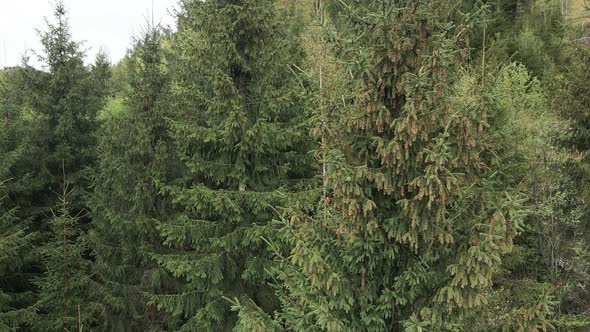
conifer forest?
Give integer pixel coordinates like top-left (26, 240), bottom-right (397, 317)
top-left (2, 0), bottom-right (590, 331)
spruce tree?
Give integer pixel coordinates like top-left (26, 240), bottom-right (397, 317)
top-left (464, 1), bottom-right (590, 328)
top-left (34, 1), bottom-right (102, 205)
top-left (91, 49), bottom-right (113, 112)
top-left (88, 26), bottom-right (179, 331)
top-left (33, 190), bottom-right (100, 331)
top-left (150, 0), bottom-right (316, 329)
top-left (0, 66), bottom-right (50, 219)
top-left (0, 189), bottom-right (35, 331)
top-left (0, 80), bottom-right (37, 329)
top-left (235, 1), bottom-right (526, 330)
top-left (562, 48), bottom-right (590, 213)
top-left (454, 63), bottom-right (560, 331)
top-left (27, 2), bottom-right (106, 329)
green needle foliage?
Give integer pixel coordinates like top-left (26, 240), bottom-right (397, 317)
top-left (33, 191), bottom-right (99, 331)
top-left (0, 189), bottom-right (35, 331)
top-left (149, 0), bottom-right (316, 330)
top-left (34, 2), bottom-right (103, 201)
top-left (234, 1), bottom-right (528, 331)
top-left (0, 108), bottom-right (37, 330)
top-left (1, 0), bottom-right (590, 330)
top-left (89, 26), bottom-right (180, 331)
top-left (19, 2), bottom-right (108, 330)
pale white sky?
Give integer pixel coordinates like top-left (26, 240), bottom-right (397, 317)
top-left (0, 0), bottom-right (178, 68)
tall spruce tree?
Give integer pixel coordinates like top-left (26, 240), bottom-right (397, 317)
top-left (28, 2), bottom-right (106, 329)
top-left (454, 63), bottom-right (560, 331)
top-left (234, 1), bottom-right (527, 331)
top-left (459, 1), bottom-right (590, 329)
top-left (149, 0), bottom-right (316, 329)
top-left (91, 49), bottom-right (113, 112)
top-left (549, 35), bottom-right (590, 331)
top-left (88, 26), bottom-right (180, 331)
top-left (562, 47), bottom-right (590, 216)
top-left (34, 1), bottom-right (101, 204)
top-left (33, 190), bottom-right (100, 331)
top-left (0, 70), bottom-right (38, 329)
top-left (0, 184), bottom-right (35, 331)
top-left (0, 66), bottom-right (50, 222)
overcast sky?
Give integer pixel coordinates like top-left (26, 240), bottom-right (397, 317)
top-left (0, 0), bottom-right (178, 68)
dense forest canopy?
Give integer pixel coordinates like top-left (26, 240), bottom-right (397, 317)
top-left (1, 0), bottom-right (590, 331)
